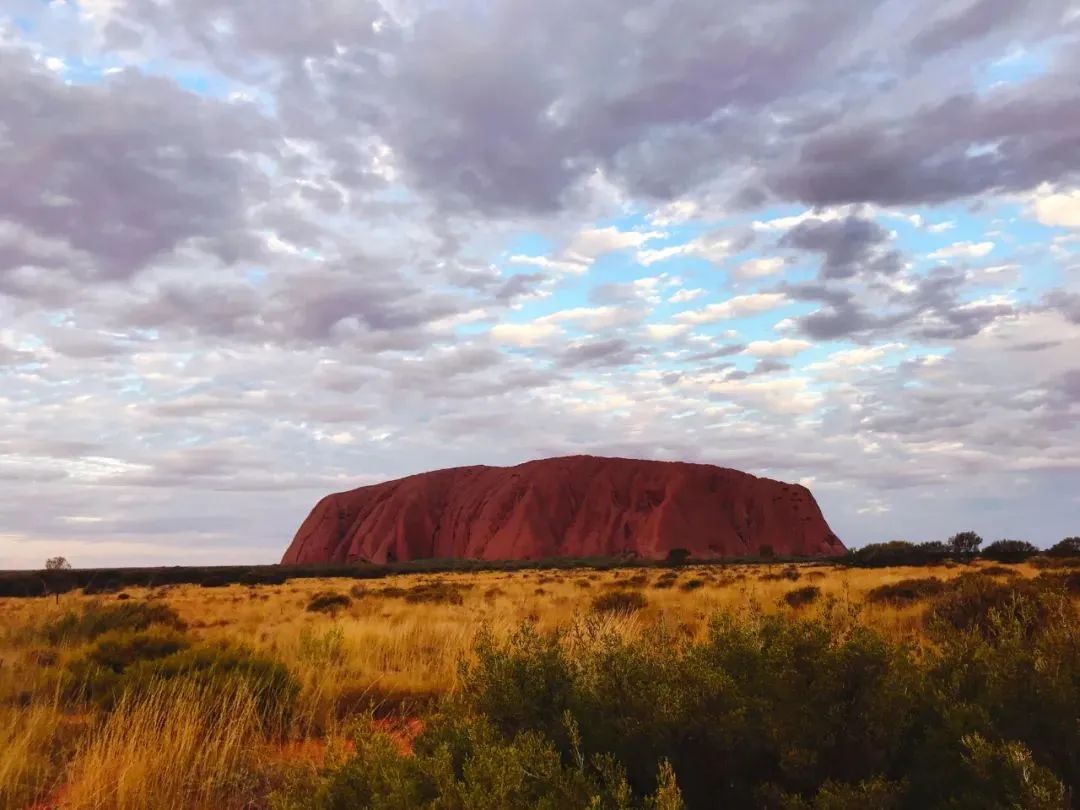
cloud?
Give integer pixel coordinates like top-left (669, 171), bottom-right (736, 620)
top-left (745, 338), bottom-right (813, 358)
top-left (674, 293), bottom-right (789, 324)
top-left (779, 216), bottom-right (901, 279)
top-left (734, 257), bottom-right (786, 279)
top-left (1032, 187), bottom-right (1080, 227)
top-left (928, 241), bottom-right (996, 260)
top-left (489, 322), bottom-right (562, 346)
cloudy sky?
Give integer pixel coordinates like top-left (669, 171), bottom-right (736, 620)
top-left (1, 0), bottom-right (1079, 568)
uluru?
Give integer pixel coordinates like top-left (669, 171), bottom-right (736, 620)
top-left (281, 456), bottom-right (845, 564)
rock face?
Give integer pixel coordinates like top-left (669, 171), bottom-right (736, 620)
top-left (282, 456), bottom-right (845, 564)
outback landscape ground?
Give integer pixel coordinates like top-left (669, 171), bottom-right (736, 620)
top-left (2, 553), bottom-right (1077, 809)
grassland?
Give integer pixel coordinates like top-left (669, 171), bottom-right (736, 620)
top-left (1, 558), bottom-right (1075, 808)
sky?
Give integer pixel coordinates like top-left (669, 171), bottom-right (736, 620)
top-left (1, 0), bottom-right (1079, 569)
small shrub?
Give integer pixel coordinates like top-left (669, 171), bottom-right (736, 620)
top-left (591, 590), bottom-right (648, 615)
top-left (926, 574), bottom-right (1067, 638)
top-left (866, 577), bottom-right (946, 605)
top-left (783, 586), bottom-right (821, 608)
top-left (306, 592), bottom-right (352, 614)
top-left (679, 578), bottom-right (706, 592)
top-left (43, 600), bottom-right (185, 644)
top-left (653, 572), bottom-right (679, 589)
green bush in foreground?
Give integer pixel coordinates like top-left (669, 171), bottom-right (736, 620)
top-left (275, 576), bottom-right (1078, 810)
top-left (42, 600), bottom-right (185, 644)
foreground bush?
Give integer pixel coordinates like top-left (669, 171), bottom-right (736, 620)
top-left (62, 628), bottom-right (191, 706)
top-left (42, 600), bottom-right (185, 644)
top-left (119, 645), bottom-right (300, 725)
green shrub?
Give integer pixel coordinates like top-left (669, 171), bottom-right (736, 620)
top-left (1048, 537), bottom-right (1080, 557)
top-left (981, 539), bottom-right (1038, 562)
top-left (305, 592), bottom-right (352, 614)
top-left (783, 585), bottom-right (821, 608)
top-left (848, 541), bottom-right (950, 567)
top-left (273, 711), bottom-right (685, 810)
top-left (652, 572), bottom-right (679, 589)
top-left (43, 600), bottom-right (185, 644)
top-left (62, 628), bottom-right (190, 705)
top-left (865, 577), bottom-right (946, 605)
top-left (120, 644), bottom-right (299, 725)
top-left (591, 590), bottom-right (648, 615)
top-left (979, 565), bottom-right (1019, 578)
top-left (925, 574), bottom-right (1064, 638)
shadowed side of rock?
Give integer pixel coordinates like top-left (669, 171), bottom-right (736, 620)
top-left (281, 455), bottom-right (845, 564)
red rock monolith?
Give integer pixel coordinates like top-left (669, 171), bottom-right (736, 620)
top-left (281, 455), bottom-right (845, 564)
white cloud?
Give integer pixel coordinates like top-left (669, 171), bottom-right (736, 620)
top-left (926, 221), bottom-right (956, 233)
top-left (648, 200), bottom-right (699, 226)
top-left (745, 338), bottom-right (812, 358)
top-left (806, 343), bottom-right (906, 377)
top-left (668, 287), bottom-right (705, 304)
top-left (538, 306), bottom-right (641, 330)
top-left (674, 293), bottom-right (789, 325)
top-left (489, 322), bottom-right (562, 346)
top-left (566, 226), bottom-right (664, 263)
top-left (1032, 188), bottom-right (1080, 228)
top-left (637, 232), bottom-right (732, 266)
top-left (928, 241), bottom-right (995, 260)
top-left (509, 254), bottom-right (590, 274)
top-left (734, 257), bottom-right (785, 279)
top-left (645, 323), bottom-right (691, 340)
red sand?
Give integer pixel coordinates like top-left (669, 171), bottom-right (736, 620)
top-left (281, 455), bottom-right (845, 564)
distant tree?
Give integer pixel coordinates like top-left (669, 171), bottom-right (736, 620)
top-left (981, 539), bottom-right (1038, 562)
top-left (1049, 537), bottom-right (1080, 557)
top-left (948, 531), bottom-right (983, 557)
top-left (45, 556), bottom-right (71, 571)
top-left (758, 545), bottom-right (775, 560)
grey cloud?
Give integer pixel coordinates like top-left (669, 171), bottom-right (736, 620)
top-left (556, 338), bottom-right (643, 369)
top-left (0, 48), bottom-right (270, 283)
top-left (779, 216), bottom-right (901, 279)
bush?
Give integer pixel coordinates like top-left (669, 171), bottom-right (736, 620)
top-left (62, 628), bottom-right (191, 705)
top-left (865, 577), bottom-right (946, 605)
top-left (925, 574), bottom-right (1069, 639)
top-left (42, 600), bottom-right (185, 644)
top-left (591, 590), bottom-right (648, 615)
top-left (848, 541), bottom-right (950, 567)
top-left (783, 586), bottom-right (821, 608)
top-left (1048, 537), bottom-right (1080, 557)
top-left (275, 711), bottom-right (685, 810)
top-left (981, 539), bottom-right (1038, 562)
top-left (306, 592), bottom-right (352, 614)
top-left (119, 644), bottom-right (299, 725)
top-left (679, 578), bottom-right (706, 592)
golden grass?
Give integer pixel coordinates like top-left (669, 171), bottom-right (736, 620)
top-left (0, 559), bottom-right (1048, 808)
